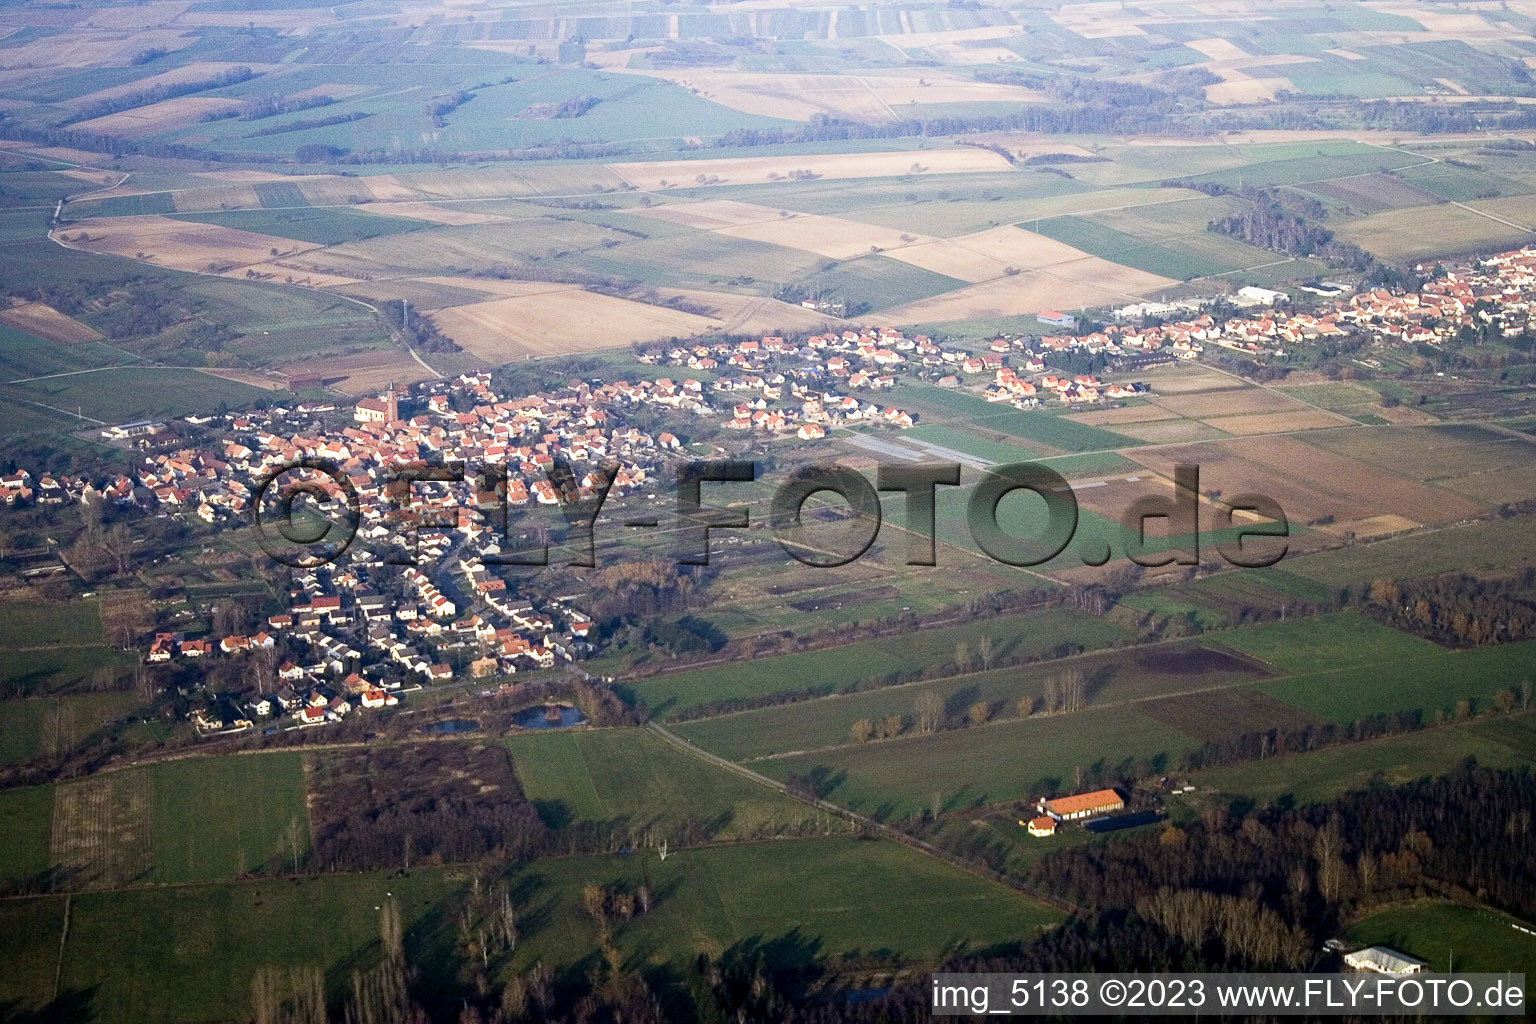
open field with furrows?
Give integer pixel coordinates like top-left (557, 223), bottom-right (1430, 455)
top-left (1192, 715), bottom-right (1536, 807)
top-left (49, 769), bottom-right (152, 889)
top-left (1140, 686), bottom-right (1323, 742)
top-left (427, 287), bottom-right (722, 361)
top-left (623, 607), bottom-right (1133, 720)
top-left (1335, 199), bottom-right (1536, 260)
top-left (55, 215), bottom-right (320, 274)
top-left (0, 301), bottom-right (102, 343)
top-left (609, 148), bottom-right (1017, 190)
top-left (505, 728), bottom-right (817, 838)
top-left (1125, 432), bottom-right (1488, 531)
top-left (673, 639), bottom-right (1270, 762)
top-left (1301, 423), bottom-right (1536, 483)
top-left (150, 753), bottom-right (308, 883)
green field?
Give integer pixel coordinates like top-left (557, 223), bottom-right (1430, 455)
top-left (758, 705), bottom-right (1195, 820)
top-left (896, 382), bottom-right (1139, 453)
top-left (0, 784), bottom-right (53, 892)
top-left (1259, 640), bottom-right (1536, 724)
top-left (1345, 902), bottom-right (1536, 979)
top-left (506, 837), bottom-right (1063, 972)
top-left (673, 635), bottom-right (1262, 762)
top-left (3, 367), bottom-right (273, 424)
top-left (1192, 718), bottom-right (1536, 806)
top-left (0, 691), bottom-right (142, 765)
top-left (57, 870), bottom-right (465, 1024)
top-left (625, 607), bottom-right (1132, 719)
top-left (505, 727), bottom-right (815, 837)
top-left (0, 645), bottom-right (139, 698)
top-left (38, 835), bottom-right (1060, 1024)
top-left (149, 753), bottom-right (309, 882)
top-left (0, 598), bottom-right (102, 648)
top-left (172, 206), bottom-right (428, 245)
top-left (1216, 611), bottom-right (1438, 675)
top-left (1280, 517), bottom-right (1536, 586)
top-left (0, 895), bottom-right (67, 1016)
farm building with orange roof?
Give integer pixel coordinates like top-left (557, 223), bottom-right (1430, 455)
top-left (1041, 788), bottom-right (1124, 821)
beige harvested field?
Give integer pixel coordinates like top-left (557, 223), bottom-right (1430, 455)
top-left (886, 224), bottom-right (1108, 282)
top-left (1150, 387), bottom-right (1302, 419)
top-left (869, 257), bottom-right (1173, 323)
top-left (177, 7), bottom-right (336, 28)
top-left (171, 183), bottom-right (261, 212)
top-left (1327, 48), bottom-right (1368, 60)
top-left (1206, 72), bottom-right (1292, 105)
top-left (57, 215), bottom-right (319, 274)
top-left (630, 199), bottom-right (792, 230)
top-left (1319, 513), bottom-right (1421, 538)
top-left (1064, 404), bottom-right (1180, 426)
top-left (630, 200), bottom-right (926, 260)
top-left (1187, 37), bottom-right (1252, 61)
top-left (1137, 369), bottom-right (1248, 394)
top-left (393, 165), bottom-right (629, 200)
top-left (50, 770), bottom-right (152, 889)
top-left (1009, 187), bottom-right (1206, 224)
top-left (1336, 203), bottom-right (1535, 260)
top-left (1201, 409), bottom-right (1356, 435)
top-left (429, 288), bottom-right (722, 361)
top-left (608, 148), bottom-right (1016, 190)
top-left (66, 62), bottom-right (276, 108)
top-left (416, 276), bottom-right (580, 298)
top-left (651, 288), bottom-right (840, 333)
top-left (716, 212), bottom-right (932, 260)
top-left (356, 202), bottom-right (505, 226)
top-left (74, 95), bottom-right (243, 137)
top-left (1384, 5), bottom-right (1495, 33)
top-left (190, 169), bottom-right (329, 183)
top-left (1115, 419), bottom-right (1232, 443)
top-left (0, 301), bottom-right (102, 343)
top-left (279, 349), bottom-right (433, 395)
top-left (201, 368), bottom-right (287, 390)
top-left (1050, 2), bottom-right (1148, 38)
top-left (0, 29), bottom-right (194, 71)
top-left (59, 168), bottom-right (120, 187)
top-left (627, 69), bottom-right (1045, 122)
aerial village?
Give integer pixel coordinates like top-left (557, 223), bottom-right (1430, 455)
top-left (8, 246), bottom-right (1535, 735)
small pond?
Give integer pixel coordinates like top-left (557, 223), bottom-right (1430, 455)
top-left (421, 718), bottom-right (480, 734)
top-left (512, 704), bottom-right (586, 729)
